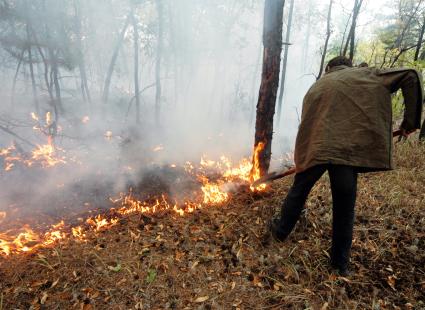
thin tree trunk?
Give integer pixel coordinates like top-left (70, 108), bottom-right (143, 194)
top-left (251, 0), bottom-right (285, 178)
top-left (10, 49), bottom-right (25, 108)
top-left (340, 12), bottom-right (352, 55)
top-left (155, 0), bottom-right (164, 126)
top-left (131, 9), bottom-right (141, 124)
top-left (31, 29), bottom-right (54, 102)
top-left (249, 38), bottom-right (263, 127)
top-left (414, 15), bottom-right (425, 61)
top-left (317, 0), bottom-right (333, 80)
top-left (42, 0), bottom-right (61, 122)
top-left (74, 0), bottom-right (92, 107)
top-left (102, 14), bottom-right (131, 105)
top-left (51, 50), bottom-right (62, 116)
top-left (168, 1), bottom-right (179, 107)
top-left (301, 0), bottom-right (312, 72)
top-left (276, 0), bottom-right (295, 126)
top-left (24, 0), bottom-right (39, 114)
top-left (343, 0), bottom-right (362, 61)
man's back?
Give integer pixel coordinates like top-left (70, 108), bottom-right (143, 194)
top-left (294, 66), bottom-right (422, 173)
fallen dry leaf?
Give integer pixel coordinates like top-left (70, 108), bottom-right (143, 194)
top-left (194, 296), bottom-right (209, 303)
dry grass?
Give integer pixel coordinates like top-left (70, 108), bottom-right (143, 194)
top-left (0, 139), bottom-right (424, 309)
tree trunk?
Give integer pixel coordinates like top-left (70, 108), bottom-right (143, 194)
top-left (340, 12), bottom-right (352, 55)
top-left (251, 0), bottom-right (285, 178)
top-left (24, 0), bottom-right (39, 114)
top-left (317, 0), bottom-right (333, 80)
top-left (414, 15), bottom-right (425, 61)
top-left (42, 0), bottom-right (61, 122)
top-left (102, 14), bottom-right (131, 105)
top-left (168, 1), bottom-right (179, 107)
top-left (301, 0), bottom-right (312, 73)
top-left (131, 9), bottom-right (141, 124)
top-left (343, 0), bottom-right (362, 61)
top-left (249, 37), bottom-right (262, 127)
top-left (73, 0), bottom-right (92, 107)
top-left (155, 0), bottom-right (164, 126)
top-left (10, 49), bottom-right (25, 108)
top-left (276, 0), bottom-right (295, 126)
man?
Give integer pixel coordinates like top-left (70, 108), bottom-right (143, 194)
top-left (270, 56), bottom-right (423, 275)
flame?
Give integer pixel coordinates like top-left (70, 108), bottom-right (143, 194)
top-left (0, 143), bottom-right (284, 256)
top-left (0, 136), bottom-right (67, 172)
top-left (82, 116), bottom-right (90, 124)
top-left (31, 112), bottom-right (39, 121)
top-left (250, 142), bottom-right (266, 191)
top-left (31, 143), bottom-right (66, 167)
top-left (45, 112), bottom-right (52, 126)
top-left (86, 215), bottom-right (119, 231)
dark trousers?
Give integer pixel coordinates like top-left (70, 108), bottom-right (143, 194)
top-left (276, 164), bottom-right (358, 269)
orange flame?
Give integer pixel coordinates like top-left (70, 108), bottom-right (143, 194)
top-left (250, 142), bottom-right (266, 191)
top-left (0, 144), bottom-right (286, 256)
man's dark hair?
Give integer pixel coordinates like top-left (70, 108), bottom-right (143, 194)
top-left (325, 56), bottom-right (353, 72)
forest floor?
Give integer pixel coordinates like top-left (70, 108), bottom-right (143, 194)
top-left (0, 139), bottom-right (424, 310)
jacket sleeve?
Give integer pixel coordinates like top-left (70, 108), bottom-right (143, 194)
top-left (377, 68), bottom-right (423, 131)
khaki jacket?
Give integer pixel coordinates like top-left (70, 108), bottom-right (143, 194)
top-left (294, 66), bottom-right (423, 173)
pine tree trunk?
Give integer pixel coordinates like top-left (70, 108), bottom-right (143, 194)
top-left (155, 0), bottom-right (164, 126)
top-left (131, 9), bottom-right (141, 124)
top-left (276, 0), bottom-right (295, 126)
top-left (414, 15), bottom-right (425, 61)
top-left (317, 0), bottom-right (333, 80)
top-left (73, 0), bottom-right (92, 107)
top-left (252, 0), bottom-right (285, 177)
top-left (102, 14), bottom-right (131, 105)
top-left (24, 0), bottom-right (39, 114)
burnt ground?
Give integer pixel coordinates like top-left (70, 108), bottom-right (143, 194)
top-left (0, 140), bottom-right (424, 309)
